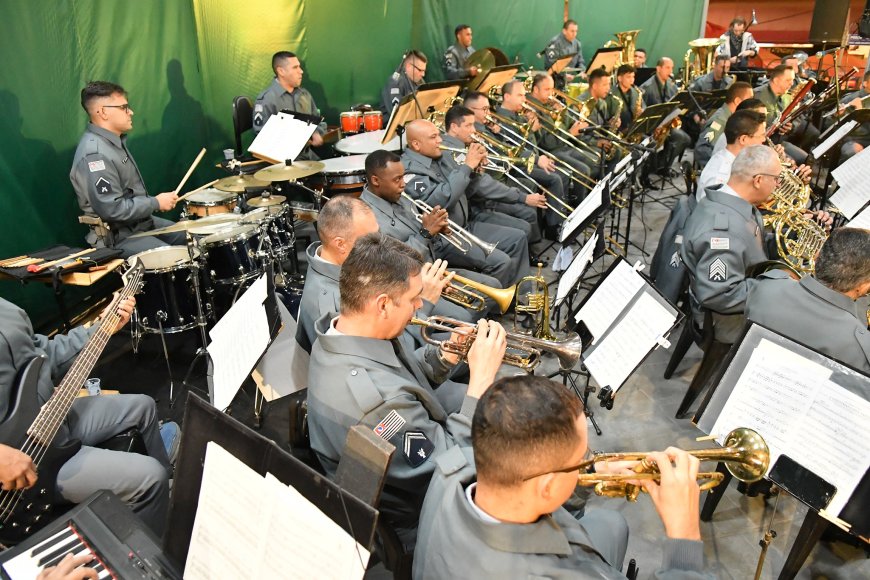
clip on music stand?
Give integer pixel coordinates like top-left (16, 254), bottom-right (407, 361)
top-left (586, 47), bottom-right (623, 74)
top-left (383, 79), bottom-right (464, 146)
top-left (693, 322), bottom-right (870, 579)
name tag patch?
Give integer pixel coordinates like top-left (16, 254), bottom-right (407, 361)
top-left (88, 160), bottom-right (106, 172)
top-left (710, 237), bottom-right (730, 250)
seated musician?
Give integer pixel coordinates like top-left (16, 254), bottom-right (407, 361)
top-left (541, 19), bottom-right (587, 88)
top-left (413, 375), bottom-right (714, 579)
top-left (443, 105), bottom-right (547, 243)
top-left (639, 57), bottom-right (692, 174)
top-left (380, 49), bottom-right (427, 115)
top-left (697, 110), bottom-right (767, 197)
top-left (70, 81), bottom-right (184, 258)
top-left (694, 81), bottom-right (753, 168)
top-left (360, 148), bottom-right (502, 318)
top-left (754, 64), bottom-right (810, 165)
top-left (689, 55), bottom-right (734, 93)
top-left (578, 68), bottom-right (623, 162)
top-left (0, 297), bottom-right (174, 536)
top-left (746, 227), bottom-right (870, 374)
top-left (836, 70), bottom-right (870, 163)
top-left (306, 232), bottom-right (506, 548)
top-left (716, 17), bottom-right (758, 70)
top-left (443, 24), bottom-right (477, 80)
top-left (634, 48), bottom-right (648, 69)
top-left (401, 119), bottom-right (530, 286)
top-left (252, 51), bottom-right (326, 160)
top-left (613, 64), bottom-right (644, 134)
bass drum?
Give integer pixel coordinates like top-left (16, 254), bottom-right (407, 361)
top-left (127, 246), bottom-right (201, 333)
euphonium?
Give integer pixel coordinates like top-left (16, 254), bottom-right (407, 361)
top-left (411, 315), bottom-right (582, 372)
top-left (574, 428), bottom-right (770, 502)
top-left (514, 262), bottom-right (555, 340)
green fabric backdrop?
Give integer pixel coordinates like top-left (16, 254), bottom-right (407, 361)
top-left (0, 0), bottom-right (701, 325)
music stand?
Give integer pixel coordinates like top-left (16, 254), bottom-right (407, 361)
top-left (471, 64), bottom-right (522, 95)
top-left (622, 102), bottom-right (680, 143)
top-left (546, 54), bottom-right (575, 75)
top-left (634, 66), bottom-right (656, 86)
top-left (382, 79), bottom-right (464, 144)
top-left (559, 175), bottom-right (611, 245)
top-left (586, 47), bottom-right (623, 74)
top-left (811, 108), bottom-right (870, 205)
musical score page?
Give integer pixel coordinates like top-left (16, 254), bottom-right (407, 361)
top-left (574, 260), bottom-right (644, 343)
top-left (554, 233), bottom-right (597, 307)
top-left (710, 339), bottom-right (870, 516)
top-left (249, 112), bottom-right (317, 164)
top-left (560, 175), bottom-right (608, 243)
top-left (847, 205), bottom-right (870, 230)
top-left (811, 120), bottom-right (857, 159)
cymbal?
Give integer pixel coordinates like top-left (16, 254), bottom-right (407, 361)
top-left (247, 195), bottom-right (287, 208)
top-left (562, 67), bottom-right (585, 74)
top-left (254, 160), bottom-right (325, 182)
top-left (127, 213), bottom-right (240, 238)
top-left (214, 174), bottom-right (269, 192)
top-left (515, 69), bottom-right (547, 79)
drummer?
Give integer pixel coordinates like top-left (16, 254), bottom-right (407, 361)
top-left (71, 81), bottom-right (185, 258)
top-left (380, 49), bottom-right (427, 115)
top-left (252, 51), bottom-right (327, 161)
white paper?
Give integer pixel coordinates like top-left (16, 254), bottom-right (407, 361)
top-left (847, 204), bottom-right (870, 229)
top-left (574, 259), bottom-right (645, 343)
top-left (250, 112), bottom-right (318, 164)
top-left (710, 339), bottom-right (870, 516)
top-left (208, 274), bottom-right (270, 410)
top-left (560, 175), bottom-right (609, 243)
top-left (811, 120), bottom-right (858, 159)
top-left (584, 292), bottom-right (676, 391)
top-left (555, 234), bottom-right (597, 307)
top-left (829, 187), bottom-right (870, 220)
top-left (185, 443), bottom-right (370, 580)
top-left (831, 145), bottom-right (870, 188)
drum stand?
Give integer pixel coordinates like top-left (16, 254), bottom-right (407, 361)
top-left (175, 234), bottom-right (213, 408)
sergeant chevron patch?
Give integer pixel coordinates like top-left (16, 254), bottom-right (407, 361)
top-left (403, 431), bottom-right (434, 467)
top-left (709, 257), bottom-right (727, 281)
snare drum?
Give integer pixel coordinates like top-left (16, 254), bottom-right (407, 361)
top-left (318, 154), bottom-right (367, 195)
top-left (184, 189), bottom-right (238, 218)
top-left (127, 246), bottom-right (200, 333)
top-left (201, 223), bottom-right (263, 284)
top-left (340, 111), bottom-right (363, 134)
top-left (363, 111), bottom-right (383, 132)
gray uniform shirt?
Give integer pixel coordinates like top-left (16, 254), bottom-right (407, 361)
top-left (70, 124), bottom-right (159, 244)
top-left (380, 71), bottom-right (418, 114)
top-left (640, 75), bottom-right (679, 107)
top-left (689, 72), bottom-right (734, 93)
top-left (542, 33), bottom-right (586, 72)
top-left (252, 79), bottom-right (327, 135)
top-left (440, 134), bottom-right (527, 206)
top-left (360, 188), bottom-right (442, 260)
top-left (746, 273), bottom-right (870, 374)
top-left (413, 445), bottom-right (712, 580)
top-left (443, 44), bottom-right (475, 80)
top-left (754, 83), bottom-right (785, 127)
top-left (695, 104), bottom-right (732, 167)
top-left (402, 149), bottom-right (473, 227)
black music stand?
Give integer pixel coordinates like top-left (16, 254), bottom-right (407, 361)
top-left (383, 79), bottom-right (464, 146)
top-left (811, 108), bottom-right (870, 206)
top-left (623, 102), bottom-right (679, 144)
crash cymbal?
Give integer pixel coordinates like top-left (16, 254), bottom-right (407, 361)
top-left (127, 213), bottom-right (240, 238)
top-left (515, 69), bottom-right (547, 79)
top-left (214, 174), bottom-right (269, 192)
top-left (253, 160), bottom-right (326, 182)
top-left (247, 195), bottom-right (287, 208)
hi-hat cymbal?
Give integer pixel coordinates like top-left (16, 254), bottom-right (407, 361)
top-left (247, 195), bottom-right (287, 208)
top-left (127, 213), bottom-right (240, 238)
top-left (254, 160), bottom-right (326, 182)
top-left (214, 174), bottom-right (269, 192)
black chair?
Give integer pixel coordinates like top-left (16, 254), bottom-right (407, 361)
top-left (674, 308), bottom-right (733, 419)
top-left (231, 96), bottom-right (254, 157)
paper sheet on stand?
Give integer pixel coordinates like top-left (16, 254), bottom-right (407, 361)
top-left (560, 175), bottom-right (608, 243)
top-left (847, 205), bottom-right (870, 229)
top-left (554, 234), bottom-right (597, 306)
top-left (830, 145), bottom-right (870, 188)
top-left (710, 338), bottom-right (870, 516)
top-left (249, 112), bottom-right (318, 164)
top-left (811, 120), bottom-right (857, 159)
top-left (574, 259), bottom-right (644, 343)
top-left (254, 300), bottom-right (309, 400)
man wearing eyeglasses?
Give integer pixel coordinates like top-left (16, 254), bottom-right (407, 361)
top-left (380, 50), bottom-right (428, 115)
top-left (71, 81), bottom-right (184, 257)
top-left (414, 375), bottom-right (712, 579)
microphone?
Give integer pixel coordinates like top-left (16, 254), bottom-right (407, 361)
top-left (815, 47), bottom-right (842, 58)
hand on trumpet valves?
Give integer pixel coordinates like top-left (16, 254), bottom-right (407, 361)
top-left (596, 138), bottom-right (614, 152)
top-left (537, 155), bottom-right (557, 172)
top-left (568, 119), bottom-right (588, 137)
top-left (420, 259), bottom-right (454, 304)
top-left (524, 193), bottom-right (548, 209)
top-left (465, 319), bottom-right (508, 397)
top-left (421, 204), bottom-right (451, 236)
top-left (464, 142), bottom-right (487, 170)
top-left (155, 191), bottom-right (179, 211)
top-left (640, 448), bottom-right (702, 541)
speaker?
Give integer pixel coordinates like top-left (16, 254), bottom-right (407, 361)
top-left (809, 0), bottom-right (851, 44)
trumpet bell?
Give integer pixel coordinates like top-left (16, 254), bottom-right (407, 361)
top-left (721, 427), bottom-right (770, 483)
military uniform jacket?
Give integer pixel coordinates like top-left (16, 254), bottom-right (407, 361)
top-left (542, 33), bottom-right (586, 72)
top-left (680, 185), bottom-right (767, 316)
top-left (650, 195), bottom-right (698, 304)
top-left (413, 445), bottom-right (712, 580)
top-left (360, 188), bottom-right (443, 260)
top-left (252, 79), bottom-right (327, 135)
top-left (640, 75), bottom-right (679, 107)
top-left (746, 273), bottom-right (870, 374)
top-left (494, 106), bottom-right (540, 155)
top-left (0, 298), bottom-right (97, 441)
top-left (525, 96), bottom-right (567, 153)
top-left (440, 134), bottom-right (526, 207)
top-left (615, 85), bottom-right (644, 132)
top-left (754, 83), bottom-right (785, 127)
top-left (443, 44), bottom-right (475, 80)
top-left (70, 124), bottom-right (159, 244)
top-left (578, 90), bottom-right (620, 146)
top-left (689, 72), bottom-right (734, 93)
top-left (402, 148), bottom-right (474, 227)
top-left (380, 71), bottom-right (417, 114)
top-left (307, 313), bottom-right (474, 529)
top-left (695, 104), bottom-right (732, 165)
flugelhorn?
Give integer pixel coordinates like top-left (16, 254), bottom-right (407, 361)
top-left (572, 428), bottom-right (770, 502)
top-left (401, 193), bottom-right (498, 256)
top-left (411, 315), bottom-right (582, 372)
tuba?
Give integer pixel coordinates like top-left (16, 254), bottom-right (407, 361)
top-left (683, 38), bottom-right (724, 85)
top-left (603, 29), bottom-right (641, 68)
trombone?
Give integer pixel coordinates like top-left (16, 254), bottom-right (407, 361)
top-left (401, 193), bottom-right (498, 256)
top-left (411, 315), bottom-right (582, 372)
top-left (438, 144), bottom-right (529, 174)
top-left (571, 428), bottom-right (770, 502)
top-left (521, 101), bottom-right (603, 169)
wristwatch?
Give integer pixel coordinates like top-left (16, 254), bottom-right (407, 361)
top-left (419, 227), bottom-right (434, 240)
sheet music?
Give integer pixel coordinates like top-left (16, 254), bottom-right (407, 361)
top-left (249, 112), bottom-right (317, 163)
top-left (811, 120), bottom-right (858, 159)
top-left (560, 175), bottom-right (609, 243)
top-left (186, 443), bottom-right (370, 580)
top-left (830, 187), bottom-right (870, 220)
top-left (574, 260), bottom-right (644, 343)
top-left (710, 339), bottom-right (870, 516)
top-left (554, 233), bottom-right (597, 307)
top-left (847, 205), bottom-right (870, 229)
top-left (583, 291), bottom-right (676, 391)
top-left (831, 145), bottom-right (870, 189)
top-left (208, 274), bottom-right (270, 410)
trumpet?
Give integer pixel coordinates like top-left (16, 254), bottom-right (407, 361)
top-left (573, 428), bottom-right (770, 502)
top-left (411, 315), bottom-right (582, 372)
top-left (401, 193), bottom-right (498, 256)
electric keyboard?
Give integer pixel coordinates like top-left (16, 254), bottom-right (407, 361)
top-left (0, 491), bottom-right (181, 580)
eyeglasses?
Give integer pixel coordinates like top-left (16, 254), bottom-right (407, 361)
top-left (411, 64), bottom-right (426, 74)
top-left (754, 173), bottom-right (783, 185)
top-left (103, 104), bottom-right (132, 113)
top-left (469, 105), bottom-right (490, 112)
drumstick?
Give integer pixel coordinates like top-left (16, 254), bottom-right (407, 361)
top-left (172, 148), bottom-right (207, 197)
top-left (27, 249), bottom-right (93, 273)
top-left (176, 179), bottom-right (220, 203)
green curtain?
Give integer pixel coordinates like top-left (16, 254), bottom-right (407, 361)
top-left (0, 0), bottom-right (701, 325)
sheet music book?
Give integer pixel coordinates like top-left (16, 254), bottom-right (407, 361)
top-left (847, 204), bottom-right (870, 229)
top-left (811, 120), bottom-right (857, 159)
top-left (559, 174), bottom-right (609, 243)
top-left (249, 112), bottom-right (318, 164)
top-left (573, 258), bottom-right (681, 394)
top-left (185, 442), bottom-right (369, 580)
top-left (207, 274), bottom-right (271, 410)
top-left (696, 324), bottom-right (870, 523)
top-left (554, 233), bottom-right (598, 307)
